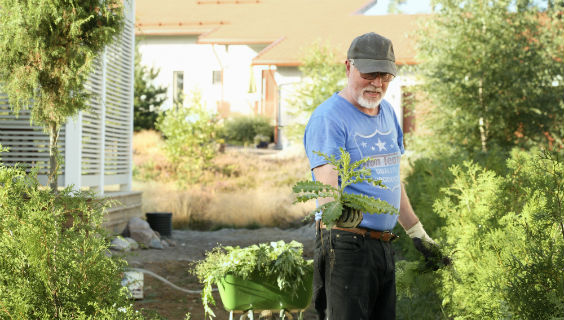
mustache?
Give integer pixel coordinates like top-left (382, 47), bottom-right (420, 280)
top-left (361, 86), bottom-right (383, 93)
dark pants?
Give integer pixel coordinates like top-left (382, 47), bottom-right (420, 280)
top-left (313, 228), bottom-right (396, 320)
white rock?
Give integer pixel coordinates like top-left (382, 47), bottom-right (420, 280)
top-left (125, 237), bottom-right (139, 250)
top-left (110, 237), bottom-right (131, 252)
top-left (149, 238), bottom-right (164, 249)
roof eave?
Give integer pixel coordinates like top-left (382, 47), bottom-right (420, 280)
top-left (197, 38), bottom-right (277, 45)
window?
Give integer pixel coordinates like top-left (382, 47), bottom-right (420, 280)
top-left (172, 71), bottom-right (184, 105)
top-left (212, 70), bottom-right (222, 85)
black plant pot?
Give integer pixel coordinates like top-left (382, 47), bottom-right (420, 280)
top-left (256, 141), bottom-right (269, 149)
top-left (146, 212), bottom-right (172, 237)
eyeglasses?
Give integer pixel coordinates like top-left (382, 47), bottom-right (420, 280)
top-left (359, 72), bottom-right (395, 82)
top-left (349, 59), bottom-right (395, 82)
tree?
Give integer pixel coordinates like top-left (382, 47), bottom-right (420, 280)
top-left (0, 0), bottom-right (124, 192)
top-left (157, 90), bottom-right (222, 186)
top-left (416, 0), bottom-right (564, 154)
top-left (134, 43), bottom-right (167, 131)
top-left (285, 43), bottom-right (346, 141)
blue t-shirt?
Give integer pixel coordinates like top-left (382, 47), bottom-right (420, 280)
top-left (304, 93), bottom-right (404, 231)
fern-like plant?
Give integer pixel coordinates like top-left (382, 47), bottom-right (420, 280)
top-left (191, 241), bottom-right (313, 319)
top-left (293, 148), bottom-right (398, 228)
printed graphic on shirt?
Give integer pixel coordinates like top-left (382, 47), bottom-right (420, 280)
top-left (353, 129), bottom-right (401, 193)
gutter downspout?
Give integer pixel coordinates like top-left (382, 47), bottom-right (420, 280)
top-left (211, 44), bottom-right (225, 111)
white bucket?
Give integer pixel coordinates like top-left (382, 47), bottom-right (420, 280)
top-left (122, 271), bottom-right (144, 299)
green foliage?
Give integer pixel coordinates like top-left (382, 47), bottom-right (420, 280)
top-left (134, 43), bottom-right (167, 131)
top-left (157, 90), bottom-right (221, 185)
top-left (191, 240), bottom-right (313, 319)
top-left (221, 115), bottom-right (273, 146)
top-left (395, 260), bottom-right (445, 320)
top-left (416, 0), bottom-right (564, 153)
top-left (388, 0), bottom-right (408, 13)
top-left (0, 0), bottom-right (124, 191)
top-left (292, 148), bottom-right (397, 228)
top-left (397, 2), bottom-right (564, 315)
top-left (0, 165), bottom-right (143, 319)
top-left (434, 149), bottom-right (564, 319)
top-left (285, 42), bottom-right (346, 142)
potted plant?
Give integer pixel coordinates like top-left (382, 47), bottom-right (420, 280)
top-left (192, 240), bottom-right (313, 319)
top-left (254, 134), bottom-right (270, 148)
top-left (293, 148), bottom-right (398, 229)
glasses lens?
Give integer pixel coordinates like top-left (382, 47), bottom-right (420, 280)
top-left (360, 72), bottom-right (394, 82)
top-left (382, 74), bottom-right (394, 82)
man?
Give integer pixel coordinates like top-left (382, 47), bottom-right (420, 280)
top-left (304, 32), bottom-right (448, 319)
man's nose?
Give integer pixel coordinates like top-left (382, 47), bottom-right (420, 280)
top-left (370, 76), bottom-right (383, 87)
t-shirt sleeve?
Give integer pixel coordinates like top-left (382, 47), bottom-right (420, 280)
top-left (304, 114), bottom-right (345, 170)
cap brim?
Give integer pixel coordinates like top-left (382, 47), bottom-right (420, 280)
top-left (353, 59), bottom-right (397, 76)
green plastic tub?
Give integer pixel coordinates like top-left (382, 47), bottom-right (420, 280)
top-left (217, 272), bottom-right (313, 311)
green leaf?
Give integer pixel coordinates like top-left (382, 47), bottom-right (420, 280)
top-left (342, 193), bottom-right (398, 215)
top-left (319, 201), bottom-right (343, 229)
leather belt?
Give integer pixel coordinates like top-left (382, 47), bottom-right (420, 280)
top-left (316, 220), bottom-right (398, 242)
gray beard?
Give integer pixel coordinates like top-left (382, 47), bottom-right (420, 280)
top-left (357, 94), bottom-right (382, 110)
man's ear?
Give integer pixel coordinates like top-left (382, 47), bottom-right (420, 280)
top-left (345, 60), bottom-right (351, 77)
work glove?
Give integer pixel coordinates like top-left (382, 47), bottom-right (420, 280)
top-left (406, 221), bottom-right (451, 271)
top-left (336, 206), bottom-right (363, 228)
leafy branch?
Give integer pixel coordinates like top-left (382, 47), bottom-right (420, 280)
top-left (293, 148), bottom-right (397, 228)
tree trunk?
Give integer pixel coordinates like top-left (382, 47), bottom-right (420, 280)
top-left (478, 78), bottom-right (488, 153)
top-left (48, 122), bottom-right (60, 193)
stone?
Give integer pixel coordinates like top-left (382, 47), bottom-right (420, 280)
top-left (164, 238), bottom-right (177, 247)
top-left (110, 237), bottom-right (131, 252)
top-left (128, 217), bottom-right (159, 247)
top-left (149, 238), bottom-right (164, 249)
top-left (125, 237), bottom-right (139, 250)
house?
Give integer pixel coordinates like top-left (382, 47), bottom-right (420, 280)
top-left (135, 0), bottom-right (428, 146)
top-left (0, 0), bottom-right (141, 233)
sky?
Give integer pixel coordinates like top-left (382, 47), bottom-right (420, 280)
top-left (365, 0), bottom-right (434, 15)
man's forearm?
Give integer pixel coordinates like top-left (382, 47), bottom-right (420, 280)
top-left (397, 183), bottom-right (419, 230)
top-left (312, 163), bottom-right (339, 206)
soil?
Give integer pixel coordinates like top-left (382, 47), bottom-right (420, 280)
top-left (120, 224), bottom-right (318, 320)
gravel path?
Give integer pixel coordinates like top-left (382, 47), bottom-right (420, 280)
top-left (123, 224), bottom-right (316, 266)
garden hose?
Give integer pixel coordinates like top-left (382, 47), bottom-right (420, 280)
top-left (126, 267), bottom-right (217, 294)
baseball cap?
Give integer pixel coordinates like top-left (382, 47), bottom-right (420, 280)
top-left (347, 32), bottom-right (397, 76)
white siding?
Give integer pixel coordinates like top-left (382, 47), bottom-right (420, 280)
top-left (137, 38), bottom-right (266, 115)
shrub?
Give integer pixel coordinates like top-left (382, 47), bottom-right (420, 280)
top-left (221, 115), bottom-right (273, 146)
top-left (435, 149), bottom-right (564, 318)
top-left (157, 91), bottom-right (222, 185)
top-left (394, 145), bottom-right (511, 319)
top-left (0, 165), bottom-right (143, 319)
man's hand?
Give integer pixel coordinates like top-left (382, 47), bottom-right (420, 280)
top-left (406, 221), bottom-right (451, 271)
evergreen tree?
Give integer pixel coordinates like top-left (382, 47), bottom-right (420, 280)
top-left (134, 44), bottom-right (167, 131)
top-left (0, 0), bottom-right (124, 192)
top-left (435, 150), bottom-right (564, 318)
top-left (416, 0), bottom-right (564, 154)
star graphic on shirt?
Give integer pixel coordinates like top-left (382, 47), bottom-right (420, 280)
top-left (361, 142), bottom-right (368, 148)
top-left (371, 146), bottom-right (376, 151)
top-left (375, 138), bottom-right (387, 151)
